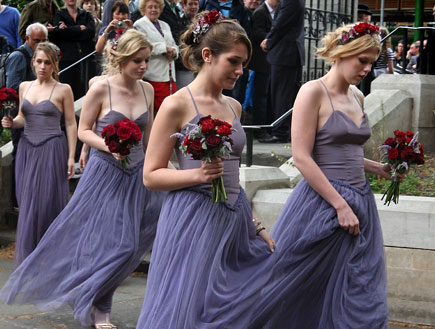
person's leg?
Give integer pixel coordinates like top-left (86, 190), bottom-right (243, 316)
top-left (93, 287), bottom-right (117, 326)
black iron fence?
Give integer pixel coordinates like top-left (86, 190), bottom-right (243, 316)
top-left (303, 0), bottom-right (356, 82)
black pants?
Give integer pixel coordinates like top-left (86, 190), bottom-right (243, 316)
top-left (269, 64), bottom-right (302, 139)
top-left (252, 70), bottom-right (270, 126)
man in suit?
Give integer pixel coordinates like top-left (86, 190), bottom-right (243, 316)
top-left (249, 0), bottom-right (279, 137)
top-left (259, 0), bottom-right (304, 143)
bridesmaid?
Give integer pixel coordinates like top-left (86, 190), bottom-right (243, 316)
top-left (138, 12), bottom-right (274, 328)
top-left (251, 22), bottom-right (396, 329)
top-left (1, 30), bottom-right (165, 329)
top-left (1, 42), bottom-right (77, 267)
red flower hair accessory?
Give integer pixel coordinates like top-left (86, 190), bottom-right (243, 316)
top-left (192, 10), bottom-right (224, 44)
top-left (338, 22), bottom-right (380, 45)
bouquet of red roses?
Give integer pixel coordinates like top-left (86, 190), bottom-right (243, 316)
top-left (378, 130), bottom-right (424, 205)
top-left (101, 118), bottom-right (142, 169)
top-left (0, 87), bottom-right (19, 141)
top-left (172, 115), bottom-right (234, 203)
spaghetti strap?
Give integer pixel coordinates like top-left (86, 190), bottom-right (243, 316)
top-left (23, 81), bottom-right (35, 98)
top-left (138, 82), bottom-right (149, 110)
top-left (349, 87), bottom-right (364, 112)
top-left (319, 79), bottom-right (335, 111)
top-left (225, 98), bottom-right (238, 119)
top-left (186, 86), bottom-right (200, 115)
top-left (106, 79), bottom-right (113, 111)
top-left (48, 82), bottom-right (57, 101)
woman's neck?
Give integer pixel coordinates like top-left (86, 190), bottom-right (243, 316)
top-left (35, 76), bottom-right (56, 86)
top-left (322, 66), bottom-right (350, 94)
top-left (112, 73), bottom-right (138, 91)
top-left (66, 4), bottom-right (77, 15)
top-left (190, 70), bottom-right (224, 100)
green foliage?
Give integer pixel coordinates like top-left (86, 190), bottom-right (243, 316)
top-left (3, 0), bottom-right (64, 12)
top-left (3, 0), bottom-right (32, 12)
top-left (366, 170), bottom-right (435, 197)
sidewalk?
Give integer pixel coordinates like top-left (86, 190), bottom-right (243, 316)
top-left (0, 254), bottom-right (432, 329)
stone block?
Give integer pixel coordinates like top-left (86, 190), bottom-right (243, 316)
top-left (251, 188), bottom-right (292, 229)
top-left (239, 165), bottom-right (290, 201)
top-left (279, 157), bottom-right (302, 183)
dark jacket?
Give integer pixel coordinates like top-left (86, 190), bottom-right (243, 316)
top-left (52, 8), bottom-right (96, 61)
top-left (199, 0), bottom-right (252, 37)
top-left (249, 2), bottom-right (272, 73)
top-left (159, 0), bottom-right (184, 44)
top-left (266, 0), bottom-right (305, 67)
top-left (18, 0), bottom-right (60, 42)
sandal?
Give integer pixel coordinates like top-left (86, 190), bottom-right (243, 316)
top-left (93, 324), bottom-right (117, 329)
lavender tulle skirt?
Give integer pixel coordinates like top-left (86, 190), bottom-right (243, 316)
top-left (137, 188), bottom-right (274, 329)
top-left (1, 151), bottom-right (165, 326)
top-left (14, 133), bottom-right (69, 266)
top-left (250, 179), bottom-right (388, 329)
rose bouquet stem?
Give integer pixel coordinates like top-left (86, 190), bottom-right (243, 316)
top-left (381, 175), bottom-right (400, 206)
top-left (212, 176), bottom-right (227, 203)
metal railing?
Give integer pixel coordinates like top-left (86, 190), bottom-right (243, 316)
top-left (242, 108), bottom-right (293, 167)
top-left (59, 50), bottom-right (97, 95)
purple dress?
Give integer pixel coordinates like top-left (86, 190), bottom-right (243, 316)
top-left (249, 81), bottom-right (388, 329)
top-left (136, 88), bottom-right (274, 328)
top-left (0, 81), bottom-right (165, 326)
top-left (14, 82), bottom-right (69, 266)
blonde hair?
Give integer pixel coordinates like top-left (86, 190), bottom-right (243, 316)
top-left (33, 42), bottom-right (61, 80)
top-left (316, 23), bottom-right (381, 64)
top-left (180, 12), bottom-right (252, 72)
top-left (139, 0), bottom-right (165, 16)
top-left (105, 29), bottom-right (153, 73)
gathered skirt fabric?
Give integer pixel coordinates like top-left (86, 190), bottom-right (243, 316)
top-left (137, 188), bottom-right (274, 329)
top-left (14, 133), bottom-right (69, 266)
top-left (250, 179), bottom-right (388, 329)
top-left (1, 151), bottom-right (165, 326)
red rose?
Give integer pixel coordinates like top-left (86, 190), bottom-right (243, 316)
top-left (388, 148), bottom-right (399, 160)
top-left (199, 116), bottom-right (215, 133)
top-left (217, 124), bottom-right (232, 136)
top-left (394, 129), bottom-right (404, 137)
top-left (102, 124), bottom-right (116, 138)
top-left (369, 25), bottom-right (378, 34)
top-left (184, 136), bottom-right (189, 146)
top-left (354, 23), bottom-right (365, 33)
top-left (132, 129), bottom-right (142, 142)
top-left (384, 137), bottom-right (394, 146)
top-left (406, 131), bottom-right (414, 138)
top-left (205, 134), bottom-right (221, 149)
top-left (117, 123), bottom-right (132, 141)
top-left (187, 138), bottom-right (203, 152)
top-left (108, 140), bottom-right (120, 153)
top-left (405, 137), bottom-right (412, 144)
top-left (119, 145), bottom-right (130, 156)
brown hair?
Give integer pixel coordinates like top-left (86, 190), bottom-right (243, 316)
top-left (111, 0), bottom-right (129, 17)
top-left (33, 42), bottom-right (61, 80)
top-left (180, 12), bottom-right (252, 72)
top-left (316, 23), bottom-right (381, 64)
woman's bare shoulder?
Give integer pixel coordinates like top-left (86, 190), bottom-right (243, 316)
top-left (223, 95), bottom-right (242, 118)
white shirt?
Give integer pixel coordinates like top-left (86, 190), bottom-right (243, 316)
top-left (265, 0), bottom-right (276, 19)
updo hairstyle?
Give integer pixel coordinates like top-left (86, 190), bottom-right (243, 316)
top-left (180, 12), bottom-right (252, 72)
top-left (316, 23), bottom-right (381, 64)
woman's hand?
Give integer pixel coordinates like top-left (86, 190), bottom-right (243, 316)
top-left (197, 158), bottom-right (224, 183)
top-left (112, 153), bottom-right (127, 161)
top-left (67, 158), bottom-right (75, 180)
top-left (59, 21), bottom-right (67, 29)
top-left (378, 163), bottom-right (405, 182)
top-left (166, 47), bottom-right (176, 61)
top-left (79, 149), bottom-right (89, 172)
top-left (258, 229), bottom-right (275, 252)
top-left (336, 203), bottom-right (359, 235)
top-left (1, 116), bottom-right (13, 128)
top-left (124, 19), bottom-right (133, 28)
